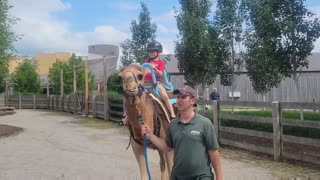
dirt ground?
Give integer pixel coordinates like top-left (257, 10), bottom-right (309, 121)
top-left (0, 110), bottom-right (319, 180)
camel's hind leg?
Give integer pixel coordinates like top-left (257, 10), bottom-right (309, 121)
top-left (158, 150), bottom-right (170, 180)
top-left (131, 139), bottom-right (148, 180)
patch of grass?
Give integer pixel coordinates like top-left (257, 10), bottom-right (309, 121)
top-left (108, 91), bottom-right (123, 101)
top-left (222, 110), bottom-right (320, 121)
top-left (198, 110), bottom-right (320, 139)
top-left (75, 117), bottom-right (120, 129)
top-left (43, 111), bottom-right (73, 117)
top-left (221, 105), bottom-right (263, 110)
top-left (221, 119), bottom-right (320, 139)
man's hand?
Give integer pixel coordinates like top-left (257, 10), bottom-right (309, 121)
top-left (141, 124), bottom-right (153, 138)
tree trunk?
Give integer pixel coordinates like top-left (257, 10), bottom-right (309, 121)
top-left (294, 76), bottom-right (304, 120)
top-left (196, 86), bottom-right (199, 111)
top-left (231, 36), bottom-right (235, 114)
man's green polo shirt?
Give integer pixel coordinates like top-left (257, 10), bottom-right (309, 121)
top-left (166, 113), bottom-right (220, 179)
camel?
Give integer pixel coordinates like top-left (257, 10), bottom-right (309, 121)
top-left (118, 63), bottom-right (174, 180)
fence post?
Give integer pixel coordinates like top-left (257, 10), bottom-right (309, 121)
top-left (48, 95), bottom-right (50, 109)
top-left (60, 95), bottom-right (64, 112)
top-left (33, 95), bottom-right (36, 109)
top-left (74, 95), bottom-right (77, 115)
top-left (92, 95), bottom-right (96, 118)
top-left (55, 96), bottom-right (57, 111)
top-left (272, 101), bottom-right (282, 161)
top-left (51, 95), bottom-right (54, 110)
top-left (313, 98), bottom-right (316, 112)
top-left (19, 95), bottom-right (21, 110)
top-left (212, 100), bottom-right (220, 142)
top-left (66, 95), bottom-right (69, 113)
top-left (104, 95), bottom-right (109, 120)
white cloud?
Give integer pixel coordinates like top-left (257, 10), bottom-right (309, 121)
top-left (110, 2), bottom-right (139, 11)
top-left (153, 10), bottom-right (179, 34)
top-left (9, 0), bottom-right (129, 56)
top-left (158, 38), bottom-right (176, 54)
top-left (309, 6), bottom-right (320, 52)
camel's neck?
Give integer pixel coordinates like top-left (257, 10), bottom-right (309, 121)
top-left (135, 92), bottom-right (149, 114)
top-left (125, 92), bottom-right (149, 114)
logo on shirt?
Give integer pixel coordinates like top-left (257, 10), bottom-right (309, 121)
top-left (190, 130), bottom-right (200, 135)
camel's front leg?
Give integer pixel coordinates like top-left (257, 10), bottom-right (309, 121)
top-left (165, 150), bottom-right (174, 176)
top-left (131, 139), bottom-right (148, 180)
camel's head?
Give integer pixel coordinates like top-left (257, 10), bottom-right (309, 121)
top-left (118, 63), bottom-right (145, 96)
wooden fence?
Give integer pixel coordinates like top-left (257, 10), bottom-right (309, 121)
top-left (197, 99), bottom-right (320, 165)
top-left (5, 95), bottom-right (320, 165)
top-left (6, 95), bottom-right (123, 123)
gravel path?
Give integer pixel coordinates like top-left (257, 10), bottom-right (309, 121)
top-left (0, 110), bottom-right (319, 180)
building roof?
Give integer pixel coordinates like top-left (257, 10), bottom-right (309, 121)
top-left (160, 52), bottom-right (320, 73)
top-left (304, 53), bottom-right (320, 71)
top-left (159, 54), bottom-right (179, 73)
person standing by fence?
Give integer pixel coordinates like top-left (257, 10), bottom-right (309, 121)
top-left (210, 88), bottom-right (220, 113)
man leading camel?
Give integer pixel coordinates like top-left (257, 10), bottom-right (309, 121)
top-left (141, 85), bottom-right (222, 180)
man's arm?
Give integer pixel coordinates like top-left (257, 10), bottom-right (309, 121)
top-left (148, 133), bottom-right (172, 152)
top-left (141, 124), bottom-right (172, 152)
top-left (208, 150), bottom-right (222, 180)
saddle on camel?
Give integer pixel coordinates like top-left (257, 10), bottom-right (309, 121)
top-left (118, 63), bottom-right (175, 180)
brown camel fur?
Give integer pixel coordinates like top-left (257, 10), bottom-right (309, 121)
top-left (118, 63), bottom-right (173, 180)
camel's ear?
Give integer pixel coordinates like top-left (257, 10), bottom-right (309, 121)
top-left (118, 75), bottom-right (123, 82)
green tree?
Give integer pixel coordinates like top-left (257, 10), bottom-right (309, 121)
top-left (48, 60), bottom-right (70, 95)
top-left (48, 54), bottom-right (95, 95)
top-left (213, 0), bottom-right (246, 102)
top-left (175, 0), bottom-right (217, 88)
top-left (13, 59), bottom-right (41, 94)
top-left (244, 0), bottom-right (284, 94)
top-left (0, 0), bottom-right (20, 92)
top-left (120, 2), bottom-right (157, 66)
top-left (107, 72), bottom-right (122, 93)
top-left (245, 0), bottom-right (320, 96)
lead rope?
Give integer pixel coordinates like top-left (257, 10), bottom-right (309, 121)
top-left (138, 114), bottom-right (152, 180)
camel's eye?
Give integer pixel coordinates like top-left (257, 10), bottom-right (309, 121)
top-left (137, 74), bottom-right (143, 81)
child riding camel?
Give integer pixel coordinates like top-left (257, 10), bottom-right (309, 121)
top-left (143, 41), bottom-right (176, 119)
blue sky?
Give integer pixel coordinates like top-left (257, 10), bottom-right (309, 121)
top-left (9, 0), bottom-right (320, 56)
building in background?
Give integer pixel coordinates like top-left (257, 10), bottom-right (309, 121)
top-left (166, 53), bottom-right (320, 102)
top-left (35, 52), bottom-right (72, 90)
top-left (36, 52), bottom-right (72, 75)
top-left (8, 56), bottom-right (22, 74)
top-left (87, 44), bottom-right (119, 93)
top-left (8, 56), bottom-right (34, 74)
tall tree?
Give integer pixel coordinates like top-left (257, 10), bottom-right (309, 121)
top-left (48, 54), bottom-right (95, 95)
top-left (0, 0), bottom-right (20, 92)
top-left (244, 0), bottom-right (285, 94)
top-left (213, 0), bottom-right (246, 103)
top-left (13, 59), bottom-right (41, 94)
top-left (245, 0), bottom-right (320, 96)
top-left (175, 0), bottom-right (217, 89)
top-left (120, 2), bottom-right (157, 66)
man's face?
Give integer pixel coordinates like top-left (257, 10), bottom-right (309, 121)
top-left (148, 50), bottom-right (158, 59)
top-left (176, 94), bottom-right (195, 112)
